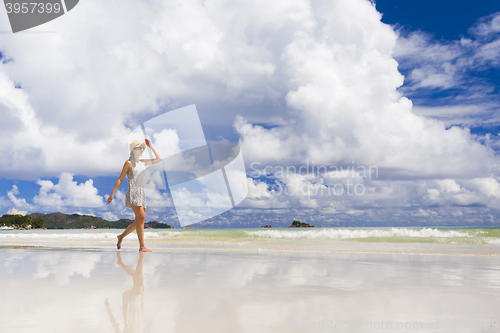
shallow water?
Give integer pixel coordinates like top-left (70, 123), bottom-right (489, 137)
top-left (0, 227), bottom-right (499, 256)
top-left (0, 248), bottom-right (499, 333)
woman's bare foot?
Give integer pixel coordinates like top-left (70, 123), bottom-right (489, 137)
top-left (139, 247), bottom-right (152, 253)
top-left (117, 234), bottom-right (124, 250)
top-left (116, 252), bottom-right (122, 264)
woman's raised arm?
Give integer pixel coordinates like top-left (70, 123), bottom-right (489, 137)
top-left (141, 138), bottom-right (163, 166)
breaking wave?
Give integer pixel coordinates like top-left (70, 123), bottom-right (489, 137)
top-left (246, 228), bottom-right (473, 239)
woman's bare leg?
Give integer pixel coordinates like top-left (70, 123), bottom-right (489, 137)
top-left (117, 222), bottom-right (137, 249)
top-left (132, 206), bottom-right (151, 252)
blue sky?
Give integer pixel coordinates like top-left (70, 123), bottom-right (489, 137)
top-left (376, 0), bottom-right (500, 136)
top-left (1, 0), bottom-right (500, 227)
top-left (377, 0), bottom-right (500, 39)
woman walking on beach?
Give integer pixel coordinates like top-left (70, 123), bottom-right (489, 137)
top-left (107, 139), bottom-right (162, 252)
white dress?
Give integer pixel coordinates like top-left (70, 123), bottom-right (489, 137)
top-left (125, 161), bottom-right (147, 209)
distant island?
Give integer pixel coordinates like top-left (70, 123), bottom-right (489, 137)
top-left (0, 213), bottom-right (316, 230)
top-left (288, 220), bottom-right (314, 228)
top-left (0, 212), bottom-right (173, 230)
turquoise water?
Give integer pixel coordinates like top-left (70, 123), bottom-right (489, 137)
top-left (0, 227), bottom-right (499, 243)
top-left (0, 227), bottom-right (499, 255)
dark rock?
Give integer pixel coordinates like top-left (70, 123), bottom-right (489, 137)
top-left (288, 220), bottom-right (314, 228)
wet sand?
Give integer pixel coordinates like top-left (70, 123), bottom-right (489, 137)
top-left (0, 247), bottom-right (499, 332)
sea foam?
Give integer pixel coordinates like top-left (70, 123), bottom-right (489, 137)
top-left (0, 231), bottom-right (181, 239)
top-left (245, 228), bottom-right (472, 239)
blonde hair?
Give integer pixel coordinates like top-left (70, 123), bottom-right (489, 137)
top-left (129, 150), bottom-right (136, 168)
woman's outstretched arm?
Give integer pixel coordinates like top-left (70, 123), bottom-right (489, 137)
top-left (107, 160), bottom-right (132, 204)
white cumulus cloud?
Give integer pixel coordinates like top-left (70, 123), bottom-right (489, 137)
top-left (33, 173), bottom-right (105, 208)
top-left (0, 0), bottom-right (500, 224)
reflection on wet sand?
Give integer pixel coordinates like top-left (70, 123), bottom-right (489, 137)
top-left (0, 249), bottom-right (499, 333)
top-left (105, 252), bottom-right (148, 333)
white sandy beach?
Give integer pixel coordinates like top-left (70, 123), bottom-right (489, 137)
top-left (0, 228), bottom-right (499, 333)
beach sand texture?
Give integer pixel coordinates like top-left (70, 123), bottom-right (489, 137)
top-left (0, 228), bottom-right (499, 332)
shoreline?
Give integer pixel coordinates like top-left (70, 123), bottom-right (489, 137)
top-left (1, 241), bottom-right (499, 256)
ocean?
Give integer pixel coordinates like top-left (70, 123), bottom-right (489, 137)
top-left (1, 227), bottom-right (499, 255)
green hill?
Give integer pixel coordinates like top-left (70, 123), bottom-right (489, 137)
top-left (0, 212), bottom-right (173, 229)
top-left (0, 214), bottom-right (44, 229)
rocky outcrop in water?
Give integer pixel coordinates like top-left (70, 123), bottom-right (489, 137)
top-left (288, 220), bottom-right (314, 228)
